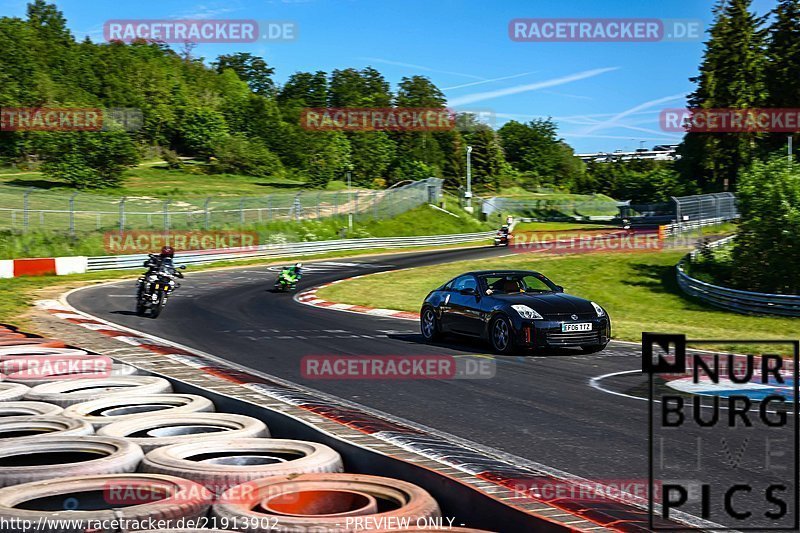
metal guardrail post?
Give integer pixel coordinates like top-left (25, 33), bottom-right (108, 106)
top-left (23, 187), bottom-right (33, 233)
top-left (69, 192), bottom-right (78, 236)
top-left (119, 197), bottom-right (127, 235)
top-left (163, 200), bottom-right (171, 235)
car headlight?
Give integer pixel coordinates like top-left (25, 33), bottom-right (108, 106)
top-left (511, 305), bottom-right (543, 320)
top-left (591, 301), bottom-right (605, 317)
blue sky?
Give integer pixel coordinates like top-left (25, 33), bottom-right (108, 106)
top-left (1, 0), bottom-right (778, 152)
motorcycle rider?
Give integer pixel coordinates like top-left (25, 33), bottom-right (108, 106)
top-left (138, 246), bottom-right (183, 295)
top-left (277, 262), bottom-right (303, 289)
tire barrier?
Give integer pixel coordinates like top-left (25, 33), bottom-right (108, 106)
top-left (0, 322), bottom-right (537, 531)
top-left (25, 376), bottom-right (173, 407)
top-left (141, 438), bottom-right (344, 495)
top-left (0, 474), bottom-right (213, 533)
top-left (0, 401), bottom-right (63, 416)
top-left (98, 413), bottom-right (270, 453)
top-left (0, 382), bottom-right (29, 401)
top-left (212, 473), bottom-right (440, 531)
top-left (1, 358), bottom-right (138, 386)
top-left (0, 415), bottom-right (93, 440)
top-left (0, 436), bottom-right (143, 487)
top-left (62, 393), bottom-right (215, 426)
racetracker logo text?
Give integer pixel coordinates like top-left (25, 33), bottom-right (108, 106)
top-left (103, 20), bottom-right (297, 43)
top-left (509, 18), bottom-right (702, 42)
top-left (104, 231), bottom-right (259, 254)
top-left (0, 107), bottom-right (142, 132)
top-left (661, 108), bottom-right (800, 133)
top-left (301, 355), bottom-right (495, 380)
top-left (300, 108), bottom-right (456, 132)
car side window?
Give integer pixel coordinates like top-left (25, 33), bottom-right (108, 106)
top-left (452, 275), bottom-right (477, 291)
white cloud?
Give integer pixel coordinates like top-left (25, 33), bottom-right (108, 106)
top-left (448, 67), bottom-right (619, 107)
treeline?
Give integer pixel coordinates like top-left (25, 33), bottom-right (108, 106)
top-left (0, 1), bottom-right (585, 192)
top-left (677, 0), bottom-right (800, 191)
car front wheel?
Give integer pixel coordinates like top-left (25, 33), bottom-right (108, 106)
top-left (420, 307), bottom-right (442, 342)
top-left (489, 315), bottom-right (514, 354)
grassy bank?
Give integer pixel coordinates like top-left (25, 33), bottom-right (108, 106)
top-left (0, 204), bottom-right (496, 259)
top-left (317, 248), bottom-right (799, 352)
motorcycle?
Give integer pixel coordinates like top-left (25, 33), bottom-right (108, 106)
top-left (273, 269), bottom-right (300, 292)
top-left (494, 231), bottom-right (511, 246)
top-left (136, 265), bottom-right (185, 318)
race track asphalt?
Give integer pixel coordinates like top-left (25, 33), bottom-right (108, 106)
top-left (67, 244), bottom-right (795, 528)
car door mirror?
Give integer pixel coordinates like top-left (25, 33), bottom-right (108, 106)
top-left (554, 285), bottom-right (564, 293)
top-left (459, 287), bottom-right (476, 296)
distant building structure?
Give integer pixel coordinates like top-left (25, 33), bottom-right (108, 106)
top-left (576, 144), bottom-right (679, 162)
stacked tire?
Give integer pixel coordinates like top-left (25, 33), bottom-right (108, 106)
top-left (0, 326), bottom-right (490, 532)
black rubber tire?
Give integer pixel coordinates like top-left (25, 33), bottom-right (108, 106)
top-left (98, 412), bottom-right (269, 453)
top-left (581, 343), bottom-right (609, 354)
top-left (489, 315), bottom-right (515, 355)
top-left (25, 376), bottom-right (173, 407)
top-left (0, 474), bottom-right (212, 532)
top-left (0, 415), bottom-right (93, 442)
top-left (0, 401), bottom-right (63, 417)
top-left (0, 436), bottom-right (143, 487)
top-left (420, 307), bottom-right (443, 342)
top-left (62, 393), bottom-right (215, 427)
top-left (141, 438), bottom-right (343, 496)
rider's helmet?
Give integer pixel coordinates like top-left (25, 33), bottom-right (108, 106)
top-left (160, 246), bottom-right (175, 258)
top-left (295, 262), bottom-right (303, 269)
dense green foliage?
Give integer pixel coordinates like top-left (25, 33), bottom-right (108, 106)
top-left (677, 0), bottom-right (800, 191)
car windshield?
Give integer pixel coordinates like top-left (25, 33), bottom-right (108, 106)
top-left (480, 273), bottom-right (556, 294)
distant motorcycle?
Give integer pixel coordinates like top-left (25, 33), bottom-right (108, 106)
top-left (494, 231), bottom-right (511, 246)
top-left (136, 263), bottom-right (185, 318)
top-left (273, 264), bottom-right (303, 292)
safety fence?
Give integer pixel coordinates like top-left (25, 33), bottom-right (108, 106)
top-left (0, 178), bottom-right (443, 234)
top-left (676, 235), bottom-right (800, 316)
top-left (478, 195), bottom-right (619, 221)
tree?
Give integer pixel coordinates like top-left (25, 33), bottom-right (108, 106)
top-left (329, 67), bottom-right (391, 107)
top-left (463, 126), bottom-right (505, 189)
top-left (348, 132), bottom-right (395, 185)
top-left (498, 119), bottom-right (582, 189)
top-left (677, 0), bottom-right (767, 191)
top-left (213, 52), bottom-right (275, 96)
top-left (277, 71), bottom-right (328, 108)
top-left (731, 155), bottom-right (800, 293)
top-left (177, 107), bottom-right (228, 156)
top-left (39, 130), bottom-right (139, 188)
top-left (763, 0), bottom-right (800, 153)
top-left (211, 135), bottom-right (284, 178)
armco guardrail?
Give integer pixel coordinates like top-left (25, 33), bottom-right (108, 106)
top-left (87, 231), bottom-right (494, 271)
top-left (677, 235), bottom-right (800, 316)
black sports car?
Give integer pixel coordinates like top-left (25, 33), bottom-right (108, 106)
top-left (420, 270), bottom-right (610, 354)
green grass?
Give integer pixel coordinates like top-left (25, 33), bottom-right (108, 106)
top-left (513, 221), bottom-right (617, 232)
top-left (317, 248), bottom-right (800, 353)
top-left (0, 165), bottom-right (308, 197)
top-left (0, 204), bottom-right (495, 259)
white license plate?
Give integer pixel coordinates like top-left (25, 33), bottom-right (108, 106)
top-left (562, 323), bottom-right (592, 332)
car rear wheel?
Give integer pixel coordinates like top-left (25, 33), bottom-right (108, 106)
top-left (420, 307), bottom-right (442, 342)
top-left (581, 343), bottom-right (608, 354)
top-left (489, 315), bottom-right (514, 355)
